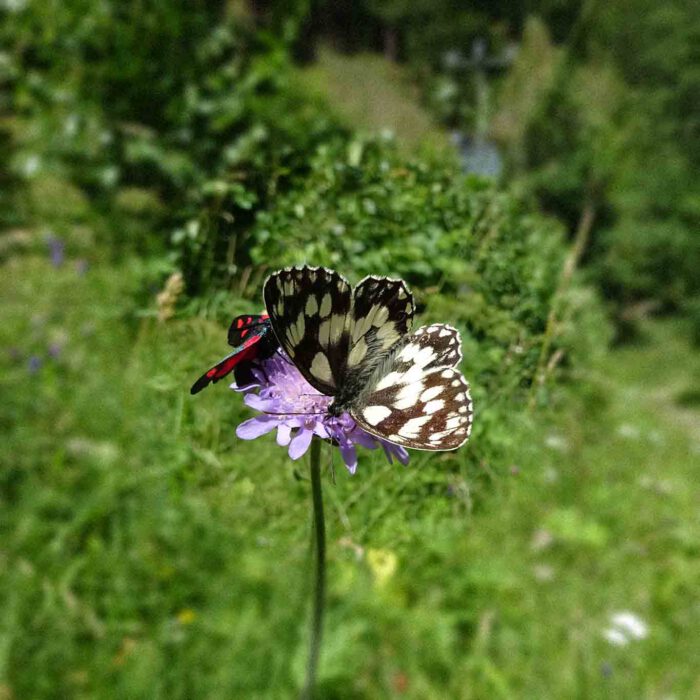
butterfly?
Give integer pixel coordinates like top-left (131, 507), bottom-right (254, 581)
top-left (263, 266), bottom-right (473, 450)
top-left (190, 313), bottom-right (278, 394)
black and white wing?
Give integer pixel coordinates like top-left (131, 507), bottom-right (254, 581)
top-left (264, 267), bottom-right (414, 399)
top-left (350, 324), bottom-right (473, 450)
top-left (345, 275), bottom-right (414, 376)
top-left (263, 266), bottom-right (352, 395)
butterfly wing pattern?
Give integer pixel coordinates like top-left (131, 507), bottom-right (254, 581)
top-left (263, 266), bottom-right (473, 451)
top-left (228, 313), bottom-right (271, 347)
top-left (190, 314), bottom-right (277, 394)
top-left (341, 275), bottom-right (415, 400)
top-left (351, 324), bottom-right (472, 450)
top-left (263, 266), bottom-right (353, 395)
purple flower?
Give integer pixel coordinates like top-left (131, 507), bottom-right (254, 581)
top-left (28, 355), bottom-right (43, 373)
top-left (234, 352), bottom-right (409, 474)
top-left (46, 234), bottom-right (64, 267)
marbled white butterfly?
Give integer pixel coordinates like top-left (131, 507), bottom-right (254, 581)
top-left (263, 266), bottom-right (473, 450)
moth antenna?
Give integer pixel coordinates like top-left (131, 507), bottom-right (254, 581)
top-left (261, 410), bottom-right (327, 416)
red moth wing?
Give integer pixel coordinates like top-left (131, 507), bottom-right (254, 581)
top-left (227, 313), bottom-right (269, 347)
top-left (190, 343), bottom-right (258, 395)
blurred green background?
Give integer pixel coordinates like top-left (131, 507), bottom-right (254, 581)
top-left (1, 0), bottom-right (699, 697)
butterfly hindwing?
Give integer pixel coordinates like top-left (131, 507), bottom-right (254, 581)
top-left (190, 343), bottom-right (258, 395)
top-left (350, 324), bottom-right (473, 450)
top-left (263, 266), bottom-right (352, 395)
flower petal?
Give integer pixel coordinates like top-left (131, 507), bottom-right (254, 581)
top-left (312, 422), bottom-right (331, 440)
top-left (339, 443), bottom-right (358, 474)
top-left (382, 442), bottom-right (410, 466)
top-left (288, 429), bottom-right (313, 460)
top-left (244, 393), bottom-right (275, 411)
top-left (277, 424), bottom-right (292, 446)
top-left (395, 448), bottom-right (410, 466)
top-left (236, 416), bottom-right (278, 440)
top-left (352, 430), bottom-right (379, 450)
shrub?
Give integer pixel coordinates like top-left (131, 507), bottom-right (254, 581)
top-left (181, 133), bottom-right (608, 433)
top-left (2, 1), bottom-right (344, 256)
top-left (3, 0), bottom-right (609, 434)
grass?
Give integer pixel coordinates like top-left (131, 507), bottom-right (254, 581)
top-left (297, 45), bottom-right (452, 157)
top-left (2, 246), bottom-right (699, 698)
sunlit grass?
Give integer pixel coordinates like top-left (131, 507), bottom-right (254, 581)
top-left (297, 45), bottom-right (453, 157)
top-left (2, 254), bottom-right (699, 698)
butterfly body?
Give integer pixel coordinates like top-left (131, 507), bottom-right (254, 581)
top-left (263, 266), bottom-right (473, 450)
top-left (190, 313), bottom-right (277, 394)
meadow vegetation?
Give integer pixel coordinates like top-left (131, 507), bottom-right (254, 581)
top-left (1, 1), bottom-right (698, 698)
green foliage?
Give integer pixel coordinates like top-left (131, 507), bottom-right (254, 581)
top-left (512, 0), bottom-right (700, 323)
top-left (300, 0), bottom-right (700, 331)
top-left (182, 129), bottom-right (605, 421)
top-left (0, 120), bottom-right (20, 228)
top-left (297, 46), bottom-right (452, 155)
top-left (1, 2), bottom-right (697, 697)
top-left (491, 17), bottom-right (561, 169)
top-left (521, 60), bottom-right (626, 226)
top-left (252, 138), bottom-right (552, 306)
top-left (2, 0), bottom-right (345, 261)
top-left (684, 296), bottom-right (700, 347)
top-left (1, 256), bottom-right (698, 698)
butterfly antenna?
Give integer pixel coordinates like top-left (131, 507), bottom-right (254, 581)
top-left (329, 448), bottom-right (336, 485)
top-left (262, 410), bottom-right (328, 416)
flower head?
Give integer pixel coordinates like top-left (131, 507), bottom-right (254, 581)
top-left (234, 352), bottom-right (409, 474)
top-left (603, 611), bottom-right (648, 647)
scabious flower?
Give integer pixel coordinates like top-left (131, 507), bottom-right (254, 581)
top-left (234, 352), bottom-right (409, 474)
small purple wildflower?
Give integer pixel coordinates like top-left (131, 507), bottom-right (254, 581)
top-left (46, 234), bottom-right (64, 267)
top-left (234, 352), bottom-right (409, 474)
top-left (28, 355), bottom-right (43, 373)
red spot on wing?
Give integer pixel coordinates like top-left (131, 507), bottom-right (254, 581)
top-left (236, 318), bottom-right (244, 328)
top-left (241, 333), bottom-right (262, 348)
top-left (190, 344), bottom-right (259, 395)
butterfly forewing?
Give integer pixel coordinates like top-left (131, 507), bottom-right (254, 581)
top-left (350, 324), bottom-right (473, 450)
top-left (263, 266), bottom-right (352, 395)
top-left (345, 275), bottom-right (414, 374)
top-left (228, 313), bottom-right (270, 347)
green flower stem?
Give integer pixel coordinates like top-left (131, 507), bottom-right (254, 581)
top-left (301, 437), bottom-right (325, 699)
